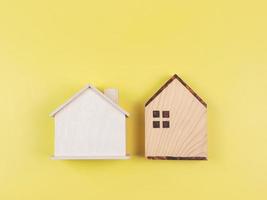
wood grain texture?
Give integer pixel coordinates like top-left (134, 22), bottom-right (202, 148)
top-left (147, 156), bottom-right (207, 160)
top-left (145, 77), bottom-right (207, 159)
top-left (145, 74), bottom-right (207, 107)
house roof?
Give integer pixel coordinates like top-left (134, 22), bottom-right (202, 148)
top-left (145, 74), bottom-right (207, 107)
top-left (50, 84), bottom-right (129, 117)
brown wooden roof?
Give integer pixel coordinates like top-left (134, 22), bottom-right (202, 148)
top-left (145, 74), bottom-right (207, 107)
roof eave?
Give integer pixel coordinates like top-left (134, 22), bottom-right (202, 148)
top-left (145, 74), bottom-right (207, 108)
top-left (50, 84), bottom-right (129, 117)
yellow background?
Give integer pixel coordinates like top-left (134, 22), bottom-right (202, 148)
top-left (1, 0), bottom-right (267, 199)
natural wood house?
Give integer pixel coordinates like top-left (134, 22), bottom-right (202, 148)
top-left (145, 74), bottom-right (207, 160)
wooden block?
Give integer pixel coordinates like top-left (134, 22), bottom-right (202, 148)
top-left (50, 84), bottom-right (129, 160)
top-left (145, 74), bottom-right (207, 160)
top-left (52, 155), bottom-right (130, 160)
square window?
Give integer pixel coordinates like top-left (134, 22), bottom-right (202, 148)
top-left (162, 111), bottom-right (170, 118)
top-left (162, 121), bottom-right (170, 128)
top-left (153, 110), bottom-right (160, 118)
top-left (153, 121), bottom-right (160, 128)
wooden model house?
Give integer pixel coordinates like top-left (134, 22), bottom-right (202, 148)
top-left (145, 74), bottom-right (207, 160)
top-left (50, 85), bottom-right (129, 160)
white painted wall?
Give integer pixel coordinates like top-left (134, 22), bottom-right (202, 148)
top-left (54, 89), bottom-right (126, 157)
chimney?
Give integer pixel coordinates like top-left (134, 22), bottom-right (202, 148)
top-left (104, 88), bottom-right (119, 104)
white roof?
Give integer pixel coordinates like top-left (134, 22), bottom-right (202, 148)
top-left (50, 84), bottom-right (129, 117)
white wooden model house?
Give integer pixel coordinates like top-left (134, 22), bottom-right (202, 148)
top-left (50, 85), bottom-right (129, 159)
top-left (145, 74), bottom-right (207, 160)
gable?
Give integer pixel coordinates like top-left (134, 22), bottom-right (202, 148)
top-left (145, 74), bottom-right (207, 108)
top-left (145, 78), bottom-right (205, 110)
top-left (54, 88), bottom-right (126, 119)
top-left (50, 85), bottom-right (129, 117)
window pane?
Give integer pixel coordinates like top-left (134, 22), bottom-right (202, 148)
top-left (162, 111), bottom-right (169, 118)
top-left (153, 110), bottom-right (160, 118)
top-left (153, 121), bottom-right (160, 128)
top-left (163, 121), bottom-right (170, 128)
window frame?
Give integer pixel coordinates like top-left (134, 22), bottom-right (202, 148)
top-left (153, 121), bottom-right (160, 128)
top-left (153, 110), bottom-right (160, 118)
top-left (162, 121), bottom-right (170, 128)
top-left (162, 111), bottom-right (170, 118)
top-left (152, 110), bottom-right (170, 129)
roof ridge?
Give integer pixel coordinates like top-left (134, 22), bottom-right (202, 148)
top-left (145, 74), bottom-right (207, 107)
top-left (50, 84), bottom-right (129, 117)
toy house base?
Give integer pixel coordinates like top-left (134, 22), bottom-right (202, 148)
top-left (52, 155), bottom-right (130, 160)
top-left (147, 156), bottom-right (207, 160)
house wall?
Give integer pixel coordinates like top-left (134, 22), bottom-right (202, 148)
top-left (145, 79), bottom-right (207, 158)
top-left (54, 89), bottom-right (126, 157)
